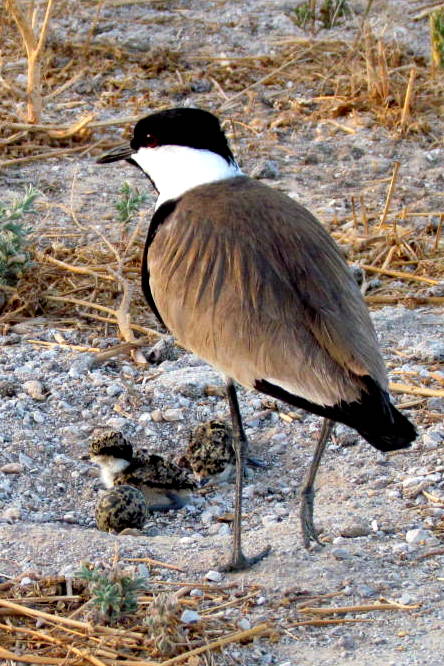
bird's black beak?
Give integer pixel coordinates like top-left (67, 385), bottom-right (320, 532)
top-left (96, 143), bottom-right (134, 164)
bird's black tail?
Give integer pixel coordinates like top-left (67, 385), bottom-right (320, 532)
top-left (255, 376), bottom-right (416, 452)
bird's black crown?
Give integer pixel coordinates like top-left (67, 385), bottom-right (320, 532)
top-left (130, 108), bottom-right (236, 165)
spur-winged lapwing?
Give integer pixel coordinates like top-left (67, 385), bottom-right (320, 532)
top-left (97, 107), bottom-right (416, 571)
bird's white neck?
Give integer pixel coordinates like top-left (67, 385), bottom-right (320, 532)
top-left (90, 455), bottom-right (130, 488)
top-left (131, 145), bottom-right (242, 210)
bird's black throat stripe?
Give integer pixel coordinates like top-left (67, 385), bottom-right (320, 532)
top-left (141, 199), bottom-right (178, 329)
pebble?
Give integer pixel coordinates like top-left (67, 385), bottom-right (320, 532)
top-left (405, 528), bottom-right (435, 545)
top-left (340, 522), bottom-right (371, 538)
top-left (23, 380), bottom-right (46, 400)
top-left (2, 506), bottom-right (21, 521)
top-left (32, 411), bottom-right (45, 424)
top-left (150, 409), bottom-right (163, 422)
top-left (331, 548), bottom-right (353, 560)
top-left (162, 408), bottom-right (184, 422)
top-left (0, 463), bottom-right (24, 474)
top-left (106, 384), bottom-right (123, 397)
top-left (205, 569), bottom-right (223, 582)
top-left (180, 609), bottom-right (200, 624)
top-left (356, 584), bottom-right (377, 598)
top-left (238, 617), bottom-right (251, 630)
top-left (189, 588), bottom-right (204, 598)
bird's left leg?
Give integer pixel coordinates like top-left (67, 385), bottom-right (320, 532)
top-left (300, 418), bottom-right (334, 549)
top-left (221, 379), bottom-right (271, 571)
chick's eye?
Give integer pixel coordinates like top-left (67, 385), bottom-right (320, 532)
top-left (145, 134), bottom-right (158, 148)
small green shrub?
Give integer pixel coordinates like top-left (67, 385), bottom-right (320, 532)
top-left (115, 181), bottom-right (148, 225)
top-left (78, 563), bottom-right (146, 624)
top-left (0, 186), bottom-right (38, 285)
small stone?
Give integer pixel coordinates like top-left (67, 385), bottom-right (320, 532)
top-left (2, 506), bottom-right (21, 521)
top-left (218, 523), bottom-right (231, 536)
top-left (162, 408), bottom-right (184, 422)
top-left (62, 512), bottom-right (77, 524)
top-left (238, 618), bottom-right (251, 630)
top-left (181, 609), bottom-right (201, 624)
top-left (0, 463), bottom-right (24, 474)
top-left (356, 584), bottom-right (377, 598)
top-left (340, 522), bottom-right (371, 538)
top-left (150, 409), bottom-right (163, 422)
top-left (251, 159), bottom-right (280, 179)
top-left (32, 410), bottom-right (45, 424)
top-left (190, 588), bottom-right (204, 597)
top-left (398, 592), bottom-right (413, 605)
top-left (23, 380), bottom-right (46, 400)
top-left (106, 384), bottom-right (123, 397)
top-left (205, 569), bottom-right (223, 582)
top-left (405, 528), bottom-right (434, 545)
top-left (0, 380), bottom-right (18, 397)
top-left (68, 353), bottom-right (95, 377)
top-left (335, 636), bottom-right (355, 650)
top-left (331, 548), bottom-right (352, 560)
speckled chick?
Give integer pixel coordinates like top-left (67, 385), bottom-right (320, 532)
top-left (95, 485), bottom-right (147, 533)
top-left (185, 420), bottom-right (235, 481)
top-left (89, 429), bottom-right (197, 511)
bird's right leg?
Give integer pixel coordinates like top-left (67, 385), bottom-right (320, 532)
top-left (220, 379), bottom-right (271, 571)
top-left (300, 418), bottom-right (334, 549)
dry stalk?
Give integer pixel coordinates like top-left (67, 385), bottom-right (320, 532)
top-left (5, 0), bottom-right (54, 123)
top-left (299, 602), bottom-right (420, 615)
top-left (389, 381), bottom-right (444, 398)
top-left (378, 161), bottom-right (401, 228)
top-left (399, 67), bottom-right (417, 132)
top-left (360, 264), bottom-right (440, 285)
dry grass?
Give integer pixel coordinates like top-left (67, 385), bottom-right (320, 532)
top-left (0, 567), bottom-right (421, 665)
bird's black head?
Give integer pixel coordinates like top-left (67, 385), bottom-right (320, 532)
top-left (97, 107), bottom-right (235, 166)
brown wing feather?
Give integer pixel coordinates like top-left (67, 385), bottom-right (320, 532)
top-left (148, 177), bottom-right (387, 406)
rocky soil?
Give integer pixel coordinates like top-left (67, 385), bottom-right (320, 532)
top-left (1, 1), bottom-right (443, 664)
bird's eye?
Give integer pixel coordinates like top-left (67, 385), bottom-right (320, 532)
top-left (145, 134), bottom-right (159, 148)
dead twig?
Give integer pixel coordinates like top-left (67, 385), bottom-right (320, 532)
top-left (5, 0), bottom-right (54, 122)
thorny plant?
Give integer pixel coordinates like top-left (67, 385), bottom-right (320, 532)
top-left (115, 181), bottom-right (148, 225)
top-left (143, 592), bottom-right (186, 657)
top-left (0, 185), bottom-right (38, 285)
top-left (77, 563), bottom-right (146, 624)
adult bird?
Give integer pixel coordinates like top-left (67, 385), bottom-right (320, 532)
top-left (97, 107), bottom-right (416, 571)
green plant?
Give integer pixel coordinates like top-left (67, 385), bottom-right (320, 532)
top-left (293, 2), bottom-right (315, 29)
top-left (319, 0), bottom-right (350, 29)
top-left (0, 185), bottom-right (38, 285)
top-left (78, 563), bottom-right (146, 624)
top-left (115, 182), bottom-right (148, 225)
top-left (430, 9), bottom-right (444, 69)
top-left (293, 0), bottom-right (350, 30)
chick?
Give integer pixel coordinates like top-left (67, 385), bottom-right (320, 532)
top-left (95, 485), bottom-right (147, 533)
top-left (185, 419), bottom-right (235, 481)
top-left (89, 430), bottom-right (197, 511)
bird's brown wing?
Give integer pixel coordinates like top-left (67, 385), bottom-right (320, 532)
top-left (148, 177), bottom-right (387, 406)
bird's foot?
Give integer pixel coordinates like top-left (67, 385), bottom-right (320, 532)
top-left (300, 488), bottom-right (324, 550)
top-left (219, 545), bottom-right (271, 572)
